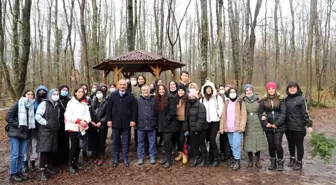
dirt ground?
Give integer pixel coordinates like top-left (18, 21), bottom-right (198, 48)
top-left (0, 108), bottom-right (335, 185)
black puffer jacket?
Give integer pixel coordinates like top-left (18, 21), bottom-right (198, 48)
top-left (285, 83), bottom-right (312, 131)
top-left (137, 96), bottom-right (156, 130)
top-left (90, 96), bottom-right (108, 130)
top-left (5, 102), bottom-right (30, 139)
top-left (36, 100), bottom-right (60, 153)
top-left (258, 95), bottom-right (286, 132)
top-left (185, 100), bottom-right (207, 132)
top-left (157, 97), bottom-right (178, 133)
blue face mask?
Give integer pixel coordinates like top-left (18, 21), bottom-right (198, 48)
top-left (61, 90), bottom-right (68, 97)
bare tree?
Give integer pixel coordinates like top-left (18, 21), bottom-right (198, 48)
top-left (216, 0), bottom-right (225, 84)
top-left (274, 0), bottom-right (280, 82)
top-left (305, 0), bottom-right (318, 102)
top-left (200, 0), bottom-right (208, 84)
top-left (79, 0), bottom-right (90, 87)
top-left (289, 0), bottom-right (297, 81)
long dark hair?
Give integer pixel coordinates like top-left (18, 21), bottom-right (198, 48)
top-left (73, 86), bottom-right (85, 102)
top-left (265, 91), bottom-right (280, 108)
top-left (137, 75), bottom-right (147, 86)
top-left (155, 85), bottom-right (168, 111)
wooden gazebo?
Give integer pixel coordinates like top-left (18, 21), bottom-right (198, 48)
top-left (93, 50), bottom-right (185, 84)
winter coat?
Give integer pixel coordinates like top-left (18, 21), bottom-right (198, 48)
top-left (35, 100), bottom-right (60, 152)
top-left (285, 94), bottom-right (312, 132)
top-left (90, 96), bottom-right (108, 130)
top-left (258, 95), bottom-right (286, 132)
top-left (58, 96), bottom-right (70, 132)
top-left (64, 97), bottom-right (91, 132)
top-left (200, 82), bottom-right (224, 123)
top-left (5, 102), bottom-right (30, 139)
top-left (136, 96), bottom-right (156, 130)
top-left (106, 91), bottom-right (137, 129)
top-left (184, 100), bottom-right (207, 132)
top-left (156, 97), bottom-right (178, 133)
top-left (243, 97), bottom-right (268, 152)
top-left (220, 98), bottom-right (247, 133)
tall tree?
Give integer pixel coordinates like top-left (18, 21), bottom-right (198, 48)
top-left (79, 0), bottom-right (90, 87)
top-left (216, 0), bottom-right (225, 84)
top-left (200, 0), bottom-right (208, 84)
top-left (274, 0), bottom-right (280, 82)
top-left (305, 0), bottom-right (318, 102)
top-left (289, 0), bottom-right (297, 81)
top-left (127, 0), bottom-right (135, 51)
top-left (92, 0), bottom-right (99, 82)
top-left (227, 0), bottom-right (240, 87)
top-left (16, 0), bottom-right (32, 99)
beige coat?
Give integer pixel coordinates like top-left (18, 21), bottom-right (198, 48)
top-left (220, 98), bottom-right (247, 133)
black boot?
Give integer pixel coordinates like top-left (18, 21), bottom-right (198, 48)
top-left (9, 173), bottom-right (23, 182)
top-left (232, 159), bottom-right (241, 171)
top-left (288, 157), bottom-right (296, 167)
top-left (82, 151), bottom-right (88, 162)
top-left (46, 165), bottom-right (57, 175)
top-left (255, 152), bottom-right (262, 169)
top-left (197, 156), bottom-right (207, 167)
top-left (163, 157), bottom-right (172, 168)
top-left (277, 159), bottom-right (284, 171)
top-left (211, 160), bottom-right (220, 167)
top-left (31, 160), bottom-right (37, 172)
top-left (247, 152), bottom-right (253, 168)
top-left (293, 161), bottom-right (302, 171)
top-left (40, 169), bottom-right (49, 181)
top-left (18, 172), bottom-right (28, 181)
top-left (190, 157), bottom-right (199, 167)
top-left (160, 156), bottom-right (167, 164)
top-left (22, 161), bottom-right (29, 173)
top-left (69, 161), bottom-right (77, 174)
top-left (268, 158), bottom-right (277, 170)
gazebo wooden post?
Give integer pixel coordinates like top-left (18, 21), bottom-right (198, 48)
top-left (149, 64), bottom-right (162, 79)
top-left (113, 65), bottom-right (124, 85)
top-left (170, 68), bottom-right (177, 82)
top-left (104, 70), bottom-right (110, 85)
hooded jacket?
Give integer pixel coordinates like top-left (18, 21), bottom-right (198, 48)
top-left (35, 89), bottom-right (60, 152)
top-left (200, 82), bottom-right (224, 123)
top-left (285, 82), bottom-right (312, 131)
top-left (34, 85), bottom-right (48, 111)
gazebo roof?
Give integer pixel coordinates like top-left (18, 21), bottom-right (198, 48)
top-left (93, 50), bottom-right (185, 72)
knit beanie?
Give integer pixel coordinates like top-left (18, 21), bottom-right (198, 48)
top-left (266, 82), bottom-right (277, 91)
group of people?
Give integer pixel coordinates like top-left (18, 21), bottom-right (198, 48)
top-left (5, 70), bottom-right (313, 183)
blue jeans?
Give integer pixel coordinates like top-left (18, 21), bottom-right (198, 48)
top-left (227, 132), bottom-right (243, 160)
top-left (9, 137), bottom-right (28, 175)
top-left (112, 128), bottom-right (131, 161)
top-left (137, 130), bottom-right (156, 160)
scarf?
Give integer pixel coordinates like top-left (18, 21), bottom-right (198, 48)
top-left (18, 97), bottom-right (35, 129)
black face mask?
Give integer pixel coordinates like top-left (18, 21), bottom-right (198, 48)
top-left (38, 92), bottom-right (47, 99)
top-left (188, 99), bottom-right (197, 104)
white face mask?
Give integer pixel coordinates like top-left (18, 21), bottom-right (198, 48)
top-left (52, 95), bottom-right (59, 102)
top-left (219, 90), bottom-right (225, 95)
top-left (96, 93), bottom-right (103, 99)
top-left (110, 88), bottom-right (116, 92)
top-left (229, 93), bottom-right (237, 99)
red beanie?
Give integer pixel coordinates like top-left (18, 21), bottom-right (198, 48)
top-left (266, 82), bottom-right (277, 91)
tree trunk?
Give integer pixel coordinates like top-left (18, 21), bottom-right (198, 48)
top-left (16, 0), bottom-right (32, 99)
top-left (228, 0), bottom-right (240, 87)
top-left (305, 0), bottom-right (318, 103)
top-left (12, 0), bottom-right (19, 90)
top-left (92, 0), bottom-right (99, 82)
top-left (289, 0), bottom-right (297, 81)
top-left (200, 0), bottom-right (208, 84)
top-left (127, 0), bottom-right (134, 51)
top-left (274, 0), bottom-right (280, 82)
top-left (0, 0), bottom-right (16, 99)
top-left (79, 0), bottom-right (90, 87)
top-left (54, 0), bottom-right (61, 86)
top-left (217, 0), bottom-right (225, 84)
top-left (47, 0), bottom-right (53, 83)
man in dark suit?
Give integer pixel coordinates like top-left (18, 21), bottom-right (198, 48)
top-left (107, 79), bottom-right (137, 167)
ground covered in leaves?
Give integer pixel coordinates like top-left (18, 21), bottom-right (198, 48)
top-left (0, 108), bottom-right (335, 185)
